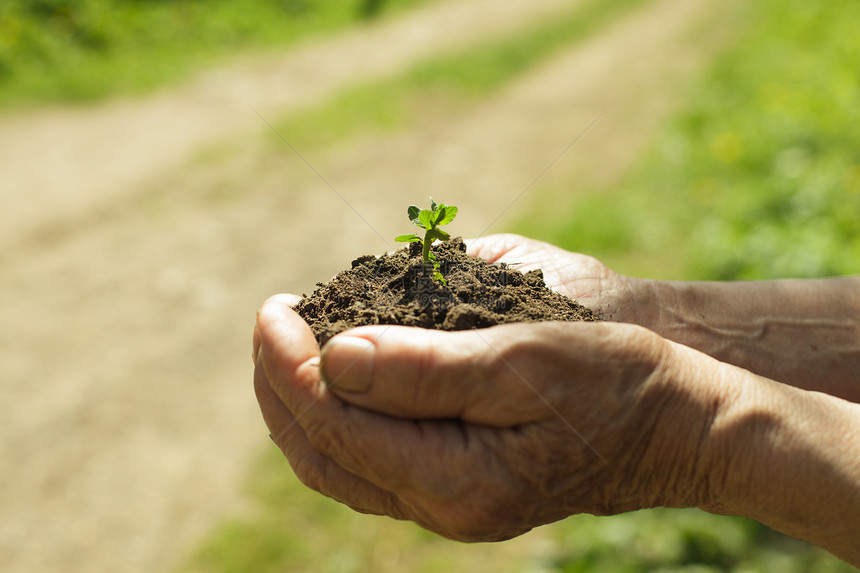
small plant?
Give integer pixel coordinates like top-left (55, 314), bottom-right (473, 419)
top-left (395, 198), bottom-right (458, 285)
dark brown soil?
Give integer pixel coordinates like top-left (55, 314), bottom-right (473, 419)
top-left (296, 238), bottom-right (598, 345)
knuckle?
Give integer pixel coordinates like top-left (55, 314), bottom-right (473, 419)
top-left (437, 491), bottom-right (527, 542)
top-left (303, 416), bottom-right (358, 468)
top-left (612, 322), bottom-right (669, 366)
top-left (291, 451), bottom-right (327, 494)
top-left (405, 338), bottom-right (452, 412)
top-left (405, 452), bottom-right (527, 541)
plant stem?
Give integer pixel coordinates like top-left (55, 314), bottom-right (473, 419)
top-left (422, 237), bottom-right (432, 263)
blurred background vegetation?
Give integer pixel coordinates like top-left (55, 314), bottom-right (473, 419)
top-left (4, 0), bottom-right (857, 571)
top-left (0, 0), bottom-right (424, 107)
top-left (516, 0), bottom-right (860, 283)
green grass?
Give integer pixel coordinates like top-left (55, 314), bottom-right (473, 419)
top-left (272, 0), bottom-right (650, 150)
top-left (0, 0), bottom-right (429, 109)
top-left (176, 449), bottom-right (555, 573)
top-left (517, 0), bottom-right (860, 281)
top-left (177, 451), bottom-right (852, 573)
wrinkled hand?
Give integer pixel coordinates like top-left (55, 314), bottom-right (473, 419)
top-left (466, 234), bottom-right (637, 322)
top-left (253, 294), bottom-right (721, 542)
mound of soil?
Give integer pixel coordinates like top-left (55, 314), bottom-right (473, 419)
top-left (296, 238), bottom-right (597, 345)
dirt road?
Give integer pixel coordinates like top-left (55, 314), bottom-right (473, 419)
top-left (0, 0), bottom-right (736, 571)
top-left (0, 0), bottom-right (573, 251)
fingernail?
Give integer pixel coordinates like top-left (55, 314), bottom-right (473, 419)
top-left (320, 336), bottom-right (376, 392)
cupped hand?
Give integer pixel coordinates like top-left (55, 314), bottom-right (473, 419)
top-left (466, 234), bottom-right (638, 322)
top-left (254, 295), bottom-right (722, 542)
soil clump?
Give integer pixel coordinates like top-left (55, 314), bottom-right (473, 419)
top-left (296, 238), bottom-right (598, 345)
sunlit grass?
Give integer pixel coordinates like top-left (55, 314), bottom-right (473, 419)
top-left (0, 0), bottom-right (430, 108)
top-left (519, 0), bottom-right (860, 281)
top-left (177, 450), bottom-right (852, 573)
top-left (272, 0), bottom-right (650, 150)
top-left (177, 448), bottom-right (562, 573)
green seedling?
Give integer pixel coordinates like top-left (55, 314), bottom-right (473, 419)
top-left (395, 198), bottom-right (458, 285)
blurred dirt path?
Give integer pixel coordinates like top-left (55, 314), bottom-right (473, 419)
top-left (0, 0), bottom-right (737, 572)
top-left (0, 0), bottom-right (572, 252)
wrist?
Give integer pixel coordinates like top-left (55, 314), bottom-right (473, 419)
top-left (609, 337), bottom-right (737, 511)
top-left (615, 276), bottom-right (665, 330)
top-left (699, 369), bottom-right (860, 564)
top-left (619, 278), bottom-right (742, 363)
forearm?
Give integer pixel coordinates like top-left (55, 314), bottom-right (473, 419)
top-left (699, 362), bottom-right (860, 566)
top-left (627, 276), bottom-right (860, 402)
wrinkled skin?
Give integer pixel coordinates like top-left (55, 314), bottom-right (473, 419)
top-left (252, 234), bottom-right (722, 541)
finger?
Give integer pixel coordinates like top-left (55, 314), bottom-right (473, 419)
top-left (256, 296), bottom-right (441, 492)
top-left (253, 353), bottom-right (408, 518)
top-left (256, 350), bottom-right (536, 542)
top-left (257, 303), bottom-right (562, 536)
top-left (319, 322), bottom-right (565, 425)
top-left (465, 234), bottom-right (559, 274)
top-left (465, 233), bottom-right (527, 262)
top-left (256, 293), bottom-right (319, 380)
top-left (264, 293), bottom-right (304, 307)
top-left (253, 293), bottom-right (302, 363)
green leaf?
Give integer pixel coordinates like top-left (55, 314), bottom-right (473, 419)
top-left (426, 228), bottom-right (450, 243)
top-left (437, 205), bottom-right (458, 226)
top-left (430, 197), bottom-right (438, 212)
top-left (395, 234), bottom-right (421, 243)
top-left (418, 209), bottom-right (434, 230)
top-left (434, 206), bottom-right (447, 226)
top-left (408, 205), bottom-right (421, 225)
